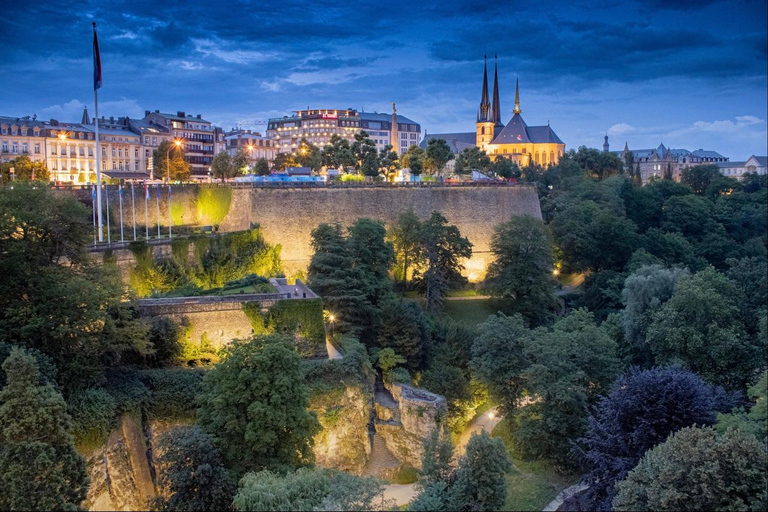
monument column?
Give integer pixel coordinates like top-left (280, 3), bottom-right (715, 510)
top-left (391, 101), bottom-right (399, 154)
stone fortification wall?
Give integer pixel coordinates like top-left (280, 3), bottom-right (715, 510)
top-left (70, 184), bottom-right (541, 280)
top-left (220, 185), bottom-right (542, 280)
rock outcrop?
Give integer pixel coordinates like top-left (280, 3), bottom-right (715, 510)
top-left (311, 385), bottom-right (372, 474)
top-left (373, 381), bottom-right (447, 468)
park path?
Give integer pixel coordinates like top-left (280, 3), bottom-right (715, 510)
top-left (381, 407), bottom-right (502, 507)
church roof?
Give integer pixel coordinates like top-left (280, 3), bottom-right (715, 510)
top-left (490, 114), bottom-right (563, 145)
top-left (419, 132), bottom-right (476, 153)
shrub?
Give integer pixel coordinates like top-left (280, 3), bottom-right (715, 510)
top-left (147, 316), bottom-right (185, 367)
top-left (394, 464), bottom-right (419, 484)
top-left (104, 368), bottom-right (149, 413)
top-left (340, 173), bottom-right (365, 182)
top-left (68, 388), bottom-right (117, 449)
top-left (142, 368), bottom-right (205, 421)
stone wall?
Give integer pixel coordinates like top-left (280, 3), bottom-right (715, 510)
top-left (375, 382), bottom-right (447, 468)
top-left (76, 184), bottom-right (542, 281)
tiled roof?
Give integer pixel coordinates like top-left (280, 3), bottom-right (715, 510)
top-left (359, 112), bottom-right (419, 125)
top-left (492, 114), bottom-right (530, 144)
top-left (419, 132), bottom-right (476, 152)
top-left (691, 149), bottom-right (726, 158)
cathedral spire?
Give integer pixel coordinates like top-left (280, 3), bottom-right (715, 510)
top-left (81, 106), bottom-right (91, 125)
top-left (478, 55), bottom-right (491, 122)
top-left (491, 54), bottom-right (502, 126)
top-left (513, 76), bottom-right (521, 115)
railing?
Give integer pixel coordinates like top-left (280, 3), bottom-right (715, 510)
top-left (137, 292), bottom-right (291, 306)
top-left (51, 180), bottom-right (534, 191)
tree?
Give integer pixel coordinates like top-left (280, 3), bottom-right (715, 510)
top-left (620, 265), bottom-right (689, 367)
top-left (377, 348), bottom-right (406, 383)
top-left (0, 155), bottom-right (49, 183)
top-left (424, 138), bottom-right (453, 175)
top-left (296, 138), bottom-right (322, 173)
top-left (378, 144), bottom-right (399, 178)
top-left (717, 371), bottom-right (767, 444)
top-left (346, 217), bottom-right (394, 308)
top-left (153, 140), bottom-right (187, 181)
top-left (307, 223), bottom-right (375, 332)
top-left (156, 425), bottom-right (236, 511)
top-left (352, 131), bottom-right (379, 176)
top-left (419, 427), bottom-right (455, 485)
top-left (454, 147), bottom-right (491, 175)
top-left (254, 158), bottom-right (270, 176)
top-left (401, 145), bottom-right (425, 177)
top-left (211, 150), bottom-right (248, 181)
top-left (566, 146), bottom-right (623, 180)
top-left (646, 266), bottom-right (762, 390)
top-left (233, 467), bottom-right (390, 511)
top-left (169, 155), bottom-right (191, 181)
top-left (388, 209), bottom-right (423, 287)
top-left (376, 299), bottom-right (428, 370)
top-left (451, 432), bottom-right (513, 511)
top-left (197, 334), bottom-right (321, 474)
top-left (613, 427), bottom-right (768, 511)
top-left (681, 164), bottom-right (722, 194)
top-left (514, 309), bottom-right (621, 465)
top-left (579, 366), bottom-right (725, 511)
top-left (0, 184), bottom-right (150, 389)
top-left (322, 135), bottom-right (356, 171)
top-left (489, 157), bottom-right (520, 179)
top-left (470, 314), bottom-right (532, 419)
top-left (271, 152), bottom-right (296, 172)
top-left (411, 431), bottom-right (512, 511)
top-left (232, 149), bottom-right (249, 176)
top-left (0, 348), bottom-right (88, 511)
top-left (414, 212), bottom-right (472, 312)
top-left (486, 215), bottom-right (559, 325)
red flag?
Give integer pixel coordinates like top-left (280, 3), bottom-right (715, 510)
top-left (93, 22), bottom-right (102, 90)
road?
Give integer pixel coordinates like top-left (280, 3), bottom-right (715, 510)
top-left (381, 407), bottom-right (502, 507)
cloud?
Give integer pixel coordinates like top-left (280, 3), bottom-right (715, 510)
top-left (669, 115), bottom-right (766, 136)
top-left (39, 98), bottom-right (145, 121)
top-left (608, 123), bottom-right (635, 135)
top-left (192, 38), bottom-right (274, 64)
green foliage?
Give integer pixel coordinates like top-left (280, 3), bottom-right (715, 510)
top-left (470, 314), bottom-right (531, 419)
top-left (233, 467), bottom-right (389, 511)
top-left (352, 131), bottom-right (380, 176)
top-left (419, 429), bottom-right (455, 485)
top-left (401, 145), bottom-right (425, 176)
top-left (322, 134), bottom-right (357, 171)
top-left (0, 348), bottom-right (88, 511)
top-left (266, 298), bottom-right (325, 356)
top-left (104, 368), bottom-right (150, 413)
top-left (513, 309), bottom-right (621, 466)
top-left (0, 342), bottom-right (57, 388)
top-left (388, 209), bottom-right (423, 286)
top-left (647, 266), bottom-right (762, 390)
top-left (376, 299), bottom-right (428, 370)
top-left (620, 265), bottom-right (689, 367)
top-left (195, 186), bottom-right (232, 227)
top-left (67, 387), bottom-right (117, 449)
top-left (147, 316), bottom-right (185, 366)
top-left (486, 215), bottom-right (559, 325)
top-left (424, 138), bottom-right (454, 174)
top-left (566, 146), bottom-right (623, 180)
top-left (340, 173), bottom-right (365, 182)
top-left (377, 348), bottom-right (406, 383)
top-left (156, 425), bottom-right (236, 511)
top-left (681, 164), bottom-right (722, 194)
top-left (415, 211), bottom-right (473, 312)
top-left (142, 368), bottom-right (204, 421)
top-left (613, 426), bottom-right (768, 511)
top-left (490, 157), bottom-right (521, 179)
top-left (394, 464), bottom-right (420, 484)
top-left (198, 334), bottom-right (321, 474)
top-left (0, 154), bottom-right (50, 182)
top-left (454, 147), bottom-right (491, 175)
top-left (254, 158), bottom-right (270, 176)
top-left (717, 371), bottom-right (768, 444)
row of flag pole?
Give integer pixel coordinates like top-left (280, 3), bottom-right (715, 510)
top-left (91, 182), bottom-right (173, 245)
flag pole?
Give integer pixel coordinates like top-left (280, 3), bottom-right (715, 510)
top-left (93, 22), bottom-right (103, 242)
top-left (105, 183), bottom-right (111, 245)
top-left (119, 183), bottom-right (124, 242)
top-left (168, 184), bottom-right (172, 239)
top-left (144, 180), bottom-right (149, 240)
top-left (92, 185), bottom-right (97, 246)
top-left (131, 181), bottom-right (137, 241)
top-left (156, 185), bottom-right (161, 239)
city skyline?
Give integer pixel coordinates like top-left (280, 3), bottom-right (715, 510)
top-left (1, 0), bottom-right (766, 160)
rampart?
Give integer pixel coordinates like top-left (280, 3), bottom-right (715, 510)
top-left (70, 183), bottom-right (542, 280)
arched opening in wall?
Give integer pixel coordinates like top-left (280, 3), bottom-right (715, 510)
top-left (481, 127), bottom-right (485, 135)
top-left (550, 151), bottom-right (555, 163)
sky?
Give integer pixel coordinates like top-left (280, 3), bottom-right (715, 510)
top-left (1, 0), bottom-right (766, 160)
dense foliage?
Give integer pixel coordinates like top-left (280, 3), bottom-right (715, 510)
top-left (578, 366), bottom-right (728, 510)
top-left (613, 427), bottom-right (768, 511)
top-left (197, 334), bottom-right (321, 474)
top-left (0, 348), bottom-right (88, 510)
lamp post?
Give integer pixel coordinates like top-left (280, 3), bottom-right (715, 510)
top-left (166, 139), bottom-right (182, 183)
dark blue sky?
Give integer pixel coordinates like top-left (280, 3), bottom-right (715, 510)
top-left (1, 0), bottom-right (766, 159)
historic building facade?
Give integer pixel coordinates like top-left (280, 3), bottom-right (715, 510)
top-left (422, 57), bottom-right (565, 166)
top-left (266, 107), bottom-right (421, 155)
top-left (141, 110), bottom-right (216, 179)
top-left (225, 129), bottom-right (279, 164)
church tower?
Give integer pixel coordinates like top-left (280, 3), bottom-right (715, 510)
top-left (491, 55), bottom-right (503, 128)
top-left (603, 134), bottom-right (610, 153)
top-left (513, 77), bottom-right (522, 115)
top-left (476, 55), bottom-right (494, 150)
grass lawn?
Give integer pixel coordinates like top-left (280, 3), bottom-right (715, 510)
top-left (442, 298), bottom-right (499, 325)
top-left (493, 419), bottom-right (580, 511)
top-left (503, 457), bottom-right (579, 511)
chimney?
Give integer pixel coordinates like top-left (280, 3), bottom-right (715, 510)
top-left (197, 114), bottom-right (202, 119)
top-left (155, 110), bottom-right (160, 113)
top-left (109, 116), bottom-right (114, 123)
top-left (177, 111), bottom-right (185, 117)
top-left (145, 110), bottom-right (150, 116)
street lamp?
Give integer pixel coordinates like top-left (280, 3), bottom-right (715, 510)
top-left (166, 139), bottom-right (182, 183)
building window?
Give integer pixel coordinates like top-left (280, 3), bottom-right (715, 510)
top-left (34, 143), bottom-right (40, 154)
top-left (2, 142), bottom-right (8, 153)
top-left (112, 147), bottom-right (116, 157)
top-left (21, 143), bottom-right (28, 153)
top-left (12, 143), bottom-right (18, 153)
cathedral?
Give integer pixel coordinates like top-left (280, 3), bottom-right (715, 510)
top-left (477, 56), bottom-right (565, 166)
top-left (421, 57), bottom-right (565, 167)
